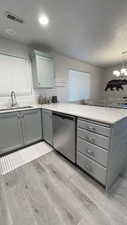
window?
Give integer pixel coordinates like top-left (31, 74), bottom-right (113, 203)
top-left (68, 69), bottom-right (91, 101)
top-left (0, 53), bottom-right (31, 96)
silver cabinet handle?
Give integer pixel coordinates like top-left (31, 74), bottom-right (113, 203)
top-left (90, 138), bottom-right (95, 144)
top-left (88, 137), bottom-right (95, 144)
top-left (16, 112), bottom-right (21, 118)
top-left (19, 113), bottom-right (24, 118)
top-left (91, 127), bottom-right (96, 132)
top-left (84, 164), bottom-right (92, 172)
top-left (86, 125), bottom-right (96, 132)
top-left (85, 136), bottom-right (95, 144)
top-left (86, 125), bottom-right (90, 130)
top-left (16, 112), bottom-right (24, 118)
top-left (86, 149), bottom-right (95, 157)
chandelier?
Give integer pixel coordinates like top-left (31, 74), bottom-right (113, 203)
top-left (113, 51), bottom-right (127, 77)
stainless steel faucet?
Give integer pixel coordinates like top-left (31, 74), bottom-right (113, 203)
top-left (10, 91), bottom-right (17, 107)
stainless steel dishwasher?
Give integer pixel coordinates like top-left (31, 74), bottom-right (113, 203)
top-left (53, 112), bottom-right (76, 163)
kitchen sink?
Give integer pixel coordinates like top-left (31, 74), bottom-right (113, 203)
top-left (0, 106), bottom-right (33, 111)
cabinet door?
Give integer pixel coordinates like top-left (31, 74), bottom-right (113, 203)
top-left (42, 110), bottom-right (53, 145)
top-left (36, 55), bottom-right (54, 88)
top-left (22, 109), bottom-right (42, 146)
top-left (0, 112), bottom-right (23, 155)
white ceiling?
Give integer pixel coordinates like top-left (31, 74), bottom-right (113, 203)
top-left (0, 0), bottom-right (127, 67)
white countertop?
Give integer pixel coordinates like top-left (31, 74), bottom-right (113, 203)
top-left (41, 103), bottom-right (127, 124)
top-left (0, 103), bottom-right (127, 125)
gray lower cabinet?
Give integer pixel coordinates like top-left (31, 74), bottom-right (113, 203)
top-left (77, 118), bottom-right (110, 186)
top-left (22, 109), bottom-right (42, 145)
top-left (0, 112), bottom-right (23, 155)
top-left (0, 109), bottom-right (42, 156)
top-left (77, 137), bottom-right (108, 167)
top-left (77, 117), bottom-right (127, 191)
top-left (77, 152), bottom-right (106, 185)
top-left (42, 109), bottom-right (53, 145)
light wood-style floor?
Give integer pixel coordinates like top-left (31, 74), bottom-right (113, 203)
top-left (0, 150), bottom-right (127, 225)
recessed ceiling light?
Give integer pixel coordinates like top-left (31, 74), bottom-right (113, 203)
top-left (5, 28), bottom-right (16, 36)
top-left (38, 15), bottom-right (49, 27)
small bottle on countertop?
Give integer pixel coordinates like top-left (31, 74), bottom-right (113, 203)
top-left (38, 95), bottom-right (42, 105)
top-left (44, 96), bottom-right (47, 104)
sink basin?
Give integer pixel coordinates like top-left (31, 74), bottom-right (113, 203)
top-left (11, 106), bottom-right (33, 110)
top-left (0, 106), bottom-right (33, 111)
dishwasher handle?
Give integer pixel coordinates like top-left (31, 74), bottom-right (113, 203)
top-left (53, 112), bottom-right (75, 121)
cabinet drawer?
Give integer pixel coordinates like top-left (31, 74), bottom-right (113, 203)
top-left (78, 119), bottom-right (110, 137)
top-left (77, 137), bottom-right (108, 167)
top-left (77, 152), bottom-right (106, 185)
top-left (77, 128), bottom-right (110, 150)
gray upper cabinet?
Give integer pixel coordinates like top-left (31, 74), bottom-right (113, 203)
top-left (22, 109), bottom-right (42, 146)
top-left (0, 112), bottom-right (23, 155)
top-left (42, 109), bottom-right (53, 145)
top-left (31, 50), bottom-right (54, 88)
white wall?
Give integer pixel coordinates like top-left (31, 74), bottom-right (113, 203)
top-left (0, 37), bottom-right (104, 105)
top-left (53, 54), bottom-right (105, 102)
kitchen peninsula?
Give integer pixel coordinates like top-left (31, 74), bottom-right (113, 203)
top-left (41, 103), bottom-right (127, 191)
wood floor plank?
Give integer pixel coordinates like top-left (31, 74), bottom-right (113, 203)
top-left (39, 151), bottom-right (76, 179)
top-left (22, 160), bottom-right (82, 225)
top-left (0, 150), bottom-right (127, 225)
top-left (39, 152), bottom-right (127, 225)
top-left (37, 157), bottom-right (114, 225)
top-left (2, 170), bottom-right (38, 225)
top-left (0, 177), bottom-right (13, 225)
top-left (70, 168), bottom-right (127, 225)
top-left (20, 162), bottom-right (66, 225)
